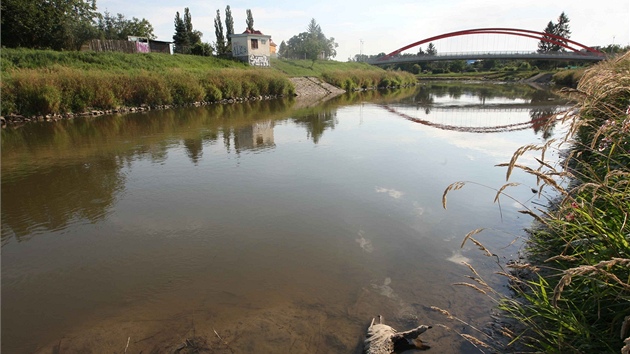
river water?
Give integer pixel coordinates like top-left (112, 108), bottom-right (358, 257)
top-left (1, 83), bottom-right (570, 353)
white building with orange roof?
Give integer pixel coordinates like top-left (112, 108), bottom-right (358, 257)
top-left (230, 28), bottom-right (272, 67)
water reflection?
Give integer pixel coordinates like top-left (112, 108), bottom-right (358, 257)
top-left (234, 120), bottom-right (275, 152)
top-left (380, 82), bottom-right (570, 136)
top-left (1, 85), bottom-right (570, 244)
top-left (1, 83), bottom-right (572, 354)
top-left (529, 89), bottom-right (564, 139)
top-left (291, 108), bottom-right (338, 143)
top-left (1, 158), bottom-right (124, 243)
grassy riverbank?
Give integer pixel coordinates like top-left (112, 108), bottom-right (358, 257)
top-left (417, 69), bottom-right (543, 82)
top-left (271, 57), bottom-right (417, 90)
top-left (417, 67), bottom-right (588, 87)
top-left (509, 52), bottom-right (630, 353)
top-left (444, 52), bottom-right (630, 353)
top-left (1, 49), bottom-right (295, 116)
top-left (0, 48), bottom-right (416, 117)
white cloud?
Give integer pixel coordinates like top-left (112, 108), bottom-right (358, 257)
top-left (375, 187), bottom-right (404, 199)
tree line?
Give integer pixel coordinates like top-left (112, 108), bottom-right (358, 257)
top-left (1, 0), bottom-right (156, 50)
top-left (0, 0), bottom-right (254, 57)
top-left (172, 5), bottom-right (255, 56)
top-left (1, 0), bottom-right (342, 65)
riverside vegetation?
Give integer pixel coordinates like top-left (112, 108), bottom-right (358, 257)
top-left (443, 52), bottom-right (630, 353)
top-left (0, 48), bottom-right (416, 118)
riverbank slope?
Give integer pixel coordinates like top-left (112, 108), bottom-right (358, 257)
top-left (0, 49), bottom-right (415, 121)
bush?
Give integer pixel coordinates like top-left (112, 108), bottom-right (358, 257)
top-left (127, 73), bottom-right (172, 106)
top-left (165, 72), bottom-right (205, 105)
top-left (25, 85), bottom-right (62, 115)
top-left (552, 69), bottom-right (585, 88)
top-left (191, 43), bottom-right (213, 57)
top-left (200, 79), bottom-right (223, 102)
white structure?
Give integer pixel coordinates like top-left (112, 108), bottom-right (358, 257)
top-left (230, 29), bottom-right (271, 67)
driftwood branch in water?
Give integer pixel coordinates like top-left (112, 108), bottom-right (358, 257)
top-left (213, 328), bottom-right (235, 354)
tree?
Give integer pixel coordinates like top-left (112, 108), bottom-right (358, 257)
top-left (281, 19), bottom-right (338, 63)
top-left (191, 42), bottom-right (212, 56)
top-left (246, 9), bottom-right (254, 31)
top-left (214, 9), bottom-right (227, 55)
top-left (1, 0), bottom-right (99, 50)
top-left (97, 11), bottom-right (156, 40)
top-left (352, 54), bottom-right (369, 62)
top-left (448, 60), bottom-right (466, 73)
top-left (538, 12), bottom-right (571, 52)
top-left (184, 8), bottom-right (202, 46)
top-left (538, 21), bottom-right (556, 53)
top-left (173, 11), bottom-right (189, 53)
top-left (553, 12), bottom-right (571, 51)
top-left (307, 18), bottom-right (320, 35)
top-left (278, 40), bottom-right (287, 58)
top-left (426, 43), bottom-right (437, 56)
top-left (601, 44), bottom-right (630, 54)
top-left (173, 7), bottom-right (202, 54)
top-left (225, 6), bottom-right (234, 53)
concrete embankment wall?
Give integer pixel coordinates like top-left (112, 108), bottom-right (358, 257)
top-left (289, 77), bottom-right (346, 108)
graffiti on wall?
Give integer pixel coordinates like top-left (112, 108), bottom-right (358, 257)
top-left (135, 42), bottom-right (150, 53)
top-left (233, 44), bottom-right (248, 56)
top-left (249, 55), bottom-right (270, 67)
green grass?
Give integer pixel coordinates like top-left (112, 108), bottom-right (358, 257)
top-left (269, 58), bottom-right (417, 90)
top-left (1, 47), bottom-right (249, 72)
top-left (269, 57), bottom-right (383, 77)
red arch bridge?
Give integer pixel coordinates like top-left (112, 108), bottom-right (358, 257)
top-left (368, 28), bottom-right (606, 65)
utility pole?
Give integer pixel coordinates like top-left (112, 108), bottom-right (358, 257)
top-left (360, 39), bottom-right (364, 62)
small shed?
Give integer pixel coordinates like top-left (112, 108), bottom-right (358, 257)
top-left (149, 40), bottom-right (174, 55)
top-left (229, 29), bottom-right (271, 67)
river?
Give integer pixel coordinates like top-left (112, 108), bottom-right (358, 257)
top-left (1, 83), bottom-right (570, 353)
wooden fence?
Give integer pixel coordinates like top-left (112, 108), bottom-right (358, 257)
top-left (83, 39), bottom-right (138, 53)
top-left (84, 39), bottom-right (170, 53)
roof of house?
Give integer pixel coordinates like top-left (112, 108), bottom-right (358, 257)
top-left (242, 28), bottom-right (264, 35)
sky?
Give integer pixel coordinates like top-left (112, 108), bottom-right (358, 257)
top-left (96, 0), bottom-right (630, 60)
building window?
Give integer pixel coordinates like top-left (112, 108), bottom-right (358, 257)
top-left (251, 39), bottom-right (258, 49)
top-left (261, 39), bottom-right (267, 45)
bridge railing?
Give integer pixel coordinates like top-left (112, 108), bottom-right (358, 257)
top-left (368, 51), bottom-right (606, 64)
top-left (424, 50), bottom-right (605, 56)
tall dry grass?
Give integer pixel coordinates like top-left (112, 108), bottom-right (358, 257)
top-left (442, 52), bottom-right (630, 353)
